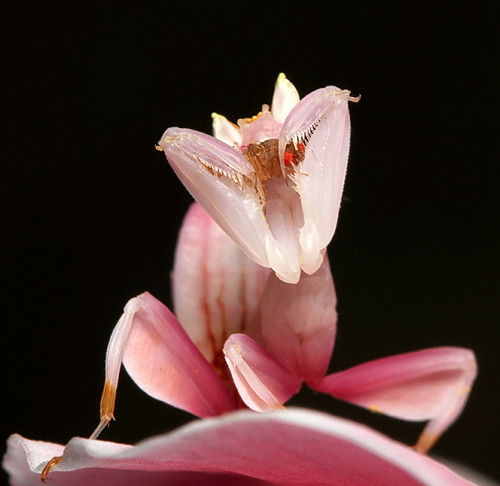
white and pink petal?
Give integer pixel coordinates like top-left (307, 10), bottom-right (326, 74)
top-left (4, 409), bottom-right (475, 485)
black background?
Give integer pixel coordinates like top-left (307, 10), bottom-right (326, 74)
top-left (3, 1), bottom-right (498, 483)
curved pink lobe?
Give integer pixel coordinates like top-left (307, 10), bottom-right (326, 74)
top-left (314, 347), bottom-right (477, 452)
top-left (4, 410), bottom-right (474, 485)
top-left (223, 334), bottom-right (301, 411)
top-left (122, 292), bottom-right (236, 418)
top-left (254, 257), bottom-right (337, 383)
top-left (172, 203), bottom-right (270, 365)
top-left (238, 109), bottom-right (281, 147)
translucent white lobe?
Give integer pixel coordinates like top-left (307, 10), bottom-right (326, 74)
top-left (281, 87), bottom-right (358, 274)
top-left (159, 128), bottom-right (272, 269)
top-left (211, 113), bottom-right (242, 148)
top-left (271, 73), bottom-right (300, 123)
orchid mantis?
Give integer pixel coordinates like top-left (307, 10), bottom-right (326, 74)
top-left (35, 76), bottom-right (477, 483)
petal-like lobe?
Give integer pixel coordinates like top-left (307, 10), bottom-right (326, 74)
top-left (122, 292), bottom-right (236, 417)
top-left (255, 257), bottom-right (337, 383)
top-left (271, 73), bottom-right (300, 123)
top-left (159, 128), bottom-right (268, 264)
top-left (4, 409), bottom-right (474, 485)
top-left (238, 107), bottom-right (281, 147)
top-left (223, 334), bottom-right (301, 411)
top-left (172, 203), bottom-right (270, 365)
top-left (280, 87), bottom-right (355, 274)
top-left (211, 113), bottom-right (242, 147)
top-left (315, 347), bottom-right (477, 452)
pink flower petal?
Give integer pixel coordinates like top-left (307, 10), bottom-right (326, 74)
top-left (172, 203), bottom-right (270, 365)
top-left (255, 257), bottom-right (337, 383)
top-left (223, 334), bottom-right (301, 411)
top-left (4, 409), bottom-right (474, 485)
top-left (122, 292), bottom-right (236, 417)
top-left (314, 347), bottom-right (477, 452)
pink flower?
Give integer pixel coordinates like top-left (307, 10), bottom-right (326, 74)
top-left (90, 203), bottom-right (476, 455)
top-left (3, 408), bottom-right (475, 485)
top-left (157, 74), bottom-right (360, 283)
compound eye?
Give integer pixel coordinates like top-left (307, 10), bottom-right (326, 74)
top-left (284, 142), bottom-right (306, 167)
top-left (284, 151), bottom-right (295, 167)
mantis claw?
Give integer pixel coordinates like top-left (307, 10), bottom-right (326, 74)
top-left (40, 456), bottom-right (61, 483)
